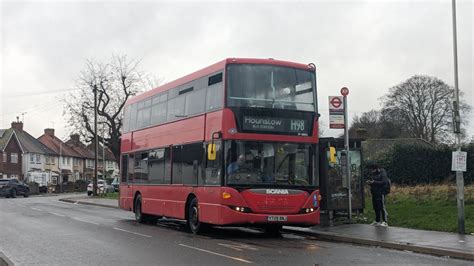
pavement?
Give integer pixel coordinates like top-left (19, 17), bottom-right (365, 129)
top-left (0, 252), bottom-right (13, 266)
top-left (60, 195), bottom-right (474, 262)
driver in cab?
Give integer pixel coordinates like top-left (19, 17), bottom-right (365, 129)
top-left (227, 154), bottom-right (246, 175)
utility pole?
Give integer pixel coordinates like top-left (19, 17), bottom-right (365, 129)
top-left (101, 122), bottom-right (105, 185)
top-left (59, 143), bottom-right (62, 193)
top-left (451, 0), bottom-right (465, 234)
top-left (93, 85), bottom-right (98, 196)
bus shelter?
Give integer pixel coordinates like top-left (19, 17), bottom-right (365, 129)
top-left (318, 138), bottom-right (365, 213)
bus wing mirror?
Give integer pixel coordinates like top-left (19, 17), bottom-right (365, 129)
top-left (207, 144), bottom-right (217, 161)
top-left (329, 147), bottom-right (336, 163)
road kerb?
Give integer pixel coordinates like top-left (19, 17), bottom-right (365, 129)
top-left (0, 252), bottom-right (14, 266)
top-left (59, 198), bottom-right (119, 209)
top-left (283, 227), bottom-right (474, 261)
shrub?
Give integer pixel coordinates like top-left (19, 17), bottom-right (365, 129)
top-left (365, 143), bottom-right (473, 185)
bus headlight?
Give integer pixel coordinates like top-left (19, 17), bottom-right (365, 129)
top-left (230, 206), bottom-right (250, 213)
top-left (301, 208), bottom-right (315, 213)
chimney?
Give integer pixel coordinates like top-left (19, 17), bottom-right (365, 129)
top-left (11, 121), bottom-right (23, 132)
top-left (70, 134), bottom-right (80, 145)
top-left (44, 128), bottom-right (55, 136)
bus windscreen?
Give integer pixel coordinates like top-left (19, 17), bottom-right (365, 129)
top-left (225, 141), bottom-right (312, 187)
top-left (226, 64), bottom-right (315, 112)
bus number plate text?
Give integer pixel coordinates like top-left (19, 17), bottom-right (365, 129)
top-left (267, 215), bottom-right (288, 222)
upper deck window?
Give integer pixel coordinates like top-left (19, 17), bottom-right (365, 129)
top-left (122, 70), bottom-right (224, 133)
top-left (226, 64), bottom-right (315, 112)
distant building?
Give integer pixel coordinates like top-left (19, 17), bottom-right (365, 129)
top-left (65, 134), bottom-right (96, 181)
top-left (9, 121), bottom-right (58, 186)
top-left (87, 139), bottom-right (118, 180)
top-left (38, 128), bottom-right (84, 183)
top-left (0, 128), bottom-right (23, 180)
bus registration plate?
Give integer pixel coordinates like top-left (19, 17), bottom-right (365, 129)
top-left (267, 215), bottom-right (287, 222)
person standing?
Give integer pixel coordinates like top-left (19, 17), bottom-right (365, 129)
top-left (367, 164), bottom-right (389, 227)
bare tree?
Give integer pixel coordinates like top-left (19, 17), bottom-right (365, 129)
top-left (381, 75), bottom-right (470, 143)
top-left (64, 55), bottom-right (158, 160)
top-left (348, 109), bottom-right (408, 139)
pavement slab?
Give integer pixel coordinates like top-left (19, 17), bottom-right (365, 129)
top-left (284, 224), bottom-right (474, 261)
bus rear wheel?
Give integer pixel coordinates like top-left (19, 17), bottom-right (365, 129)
top-left (187, 197), bottom-right (202, 234)
top-left (134, 194), bottom-right (158, 224)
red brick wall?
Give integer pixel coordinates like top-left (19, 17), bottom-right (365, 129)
top-left (0, 135), bottom-right (23, 180)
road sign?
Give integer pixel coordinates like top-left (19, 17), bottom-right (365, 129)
top-left (329, 96), bottom-right (345, 128)
top-left (452, 151), bottom-right (467, 172)
top-left (341, 87), bottom-right (349, 96)
top-left (329, 114), bottom-right (345, 129)
top-left (329, 96), bottom-right (344, 111)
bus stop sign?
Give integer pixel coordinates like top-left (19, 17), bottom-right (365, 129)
top-left (340, 87), bottom-right (349, 96)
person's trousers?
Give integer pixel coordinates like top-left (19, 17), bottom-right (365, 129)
top-left (372, 194), bottom-right (387, 222)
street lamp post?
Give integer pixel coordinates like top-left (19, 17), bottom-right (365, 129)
top-left (451, 0), bottom-right (465, 234)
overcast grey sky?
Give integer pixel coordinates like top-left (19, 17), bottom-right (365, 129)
top-left (1, 0), bottom-right (472, 141)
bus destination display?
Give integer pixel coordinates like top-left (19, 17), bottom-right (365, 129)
top-left (242, 116), bottom-right (309, 136)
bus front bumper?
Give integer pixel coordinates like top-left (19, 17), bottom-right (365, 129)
top-left (213, 205), bottom-right (320, 226)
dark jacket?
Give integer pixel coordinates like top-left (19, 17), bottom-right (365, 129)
top-left (370, 168), bottom-right (389, 197)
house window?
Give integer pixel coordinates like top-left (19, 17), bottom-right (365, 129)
top-left (46, 157), bottom-right (50, 165)
top-left (2, 152), bottom-right (6, 163)
top-left (30, 155), bottom-right (34, 163)
top-left (67, 157), bottom-right (70, 165)
top-left (11, 153), bottom-right (18, 164)
top-left (36, 154), bottom-right (41, 164)
top-left (51, 157), bottom-right (55, 165)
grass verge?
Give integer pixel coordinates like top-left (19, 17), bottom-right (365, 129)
top-left (98, 192), bottom-right (119, 200)
top-left (359, 184), bottom-right (474, 234)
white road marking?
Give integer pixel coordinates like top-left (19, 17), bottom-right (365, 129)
top-left (72, 217), bottom-right (99, 225)
top-left (178, 243), bottom-right (253, 264)
top-left (49, 212), bottom-right (66, 217)
top-left (31, 207), bottom-right (43, 211)
top-left (113, 227), bottom-right (152, 238)
top-left (218, 242), bottom-right (259, 251)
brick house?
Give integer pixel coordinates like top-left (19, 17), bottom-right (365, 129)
top-left (10, 122), bottom-right (58, 186)
top-left (65, 134), bottom-right (95, 181)
top-left (38, 129), bottom-right (84, 182)
top-left (0, 128), bottom-right (23, 180)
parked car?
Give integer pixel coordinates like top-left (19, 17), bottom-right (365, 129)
top-left (111, 177), bottom-right (119, 192)
top-left (87, 179), bottom-right (114, 196)
top-left (0, 179), bottom-right (29, 198)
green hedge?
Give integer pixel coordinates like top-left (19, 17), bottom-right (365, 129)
top-left (365, 144), bottom-right (473, 185)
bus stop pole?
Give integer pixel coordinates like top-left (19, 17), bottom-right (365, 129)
top-left (343, 94), bottom-right (352, 221)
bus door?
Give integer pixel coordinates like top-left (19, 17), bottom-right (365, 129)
top-left (120, 154), bottom-right (134, 210)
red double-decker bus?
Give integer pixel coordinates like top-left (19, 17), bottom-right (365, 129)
top-left (119, 58), bottom-right (320, 234)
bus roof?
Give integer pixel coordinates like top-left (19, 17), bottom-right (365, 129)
top-left (126, 58), bottom-right (314, 105)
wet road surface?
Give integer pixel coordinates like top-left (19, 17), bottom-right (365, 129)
top-left (0, 195), bottom-right (471, 265)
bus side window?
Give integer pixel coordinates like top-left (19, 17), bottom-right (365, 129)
top-left (128, 154), bottom-right (134, 183)
top-left (134, 151), bottom-right (149, 183)
top-left (174, 143), bottom-right (203, 186)
top-left (202, 141), bottom-right (222, 186)
top-left (121, 154), bottom-right (128, 183)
